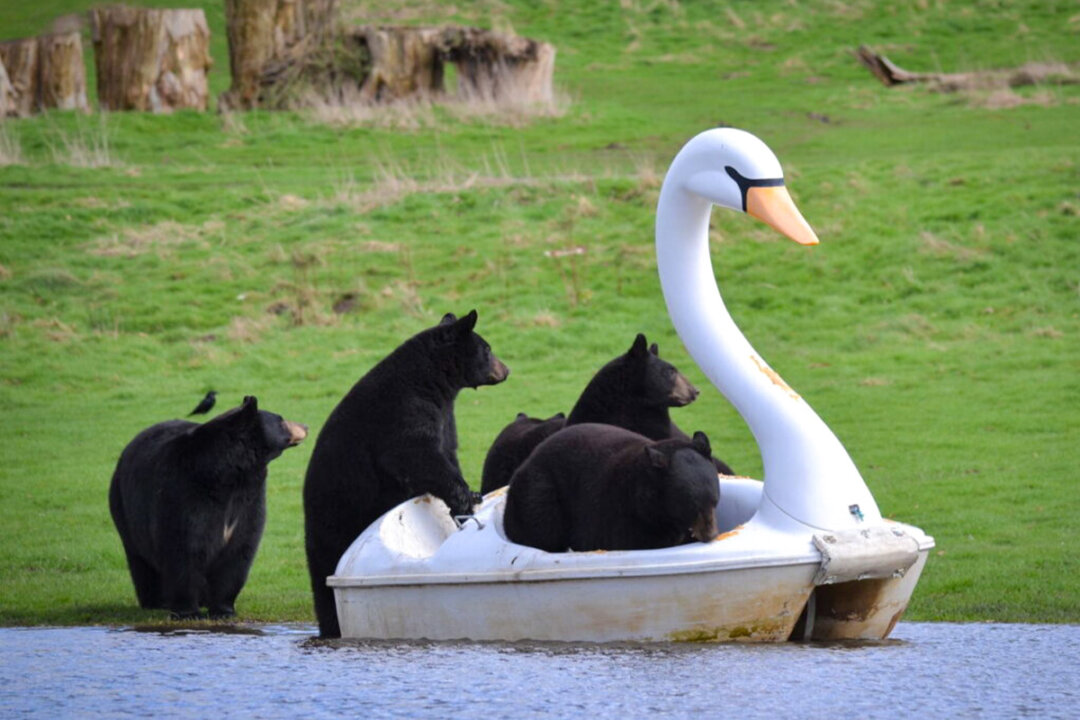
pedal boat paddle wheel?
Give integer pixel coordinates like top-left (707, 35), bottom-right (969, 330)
top-left (328, 128), bottom-right (935, 642)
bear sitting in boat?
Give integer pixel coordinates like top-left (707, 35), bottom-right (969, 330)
top-left (480, 412), bottom-right (566, 495)
top-left (480, 333), bottom-right (734, 494)
top-left (502, 423), bottom-right (720, 552)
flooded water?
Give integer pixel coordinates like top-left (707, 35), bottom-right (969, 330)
top-left (2, 622), bottom-right (1077, 719)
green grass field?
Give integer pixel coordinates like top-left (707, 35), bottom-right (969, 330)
top-left (1, 0), bottom-right (1077, 627)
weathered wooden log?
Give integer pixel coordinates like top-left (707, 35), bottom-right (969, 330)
top-left (38, 32), bottom-right (88, 112)
top-left (220, 0), bottom-right (340, 110)
top-left (343, 25), bottom-right (556, 105)
top-left (440, 27), bottom-right (555, 104)
top-left (0, 38), bottom-right (40, 117)
top-left (90, 6), bottom-right (212, 112)
top-left (856, 45), bottom-right (1080, 92)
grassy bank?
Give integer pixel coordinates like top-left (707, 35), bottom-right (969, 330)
top-left (1, 0), bottom-right (1077, 627)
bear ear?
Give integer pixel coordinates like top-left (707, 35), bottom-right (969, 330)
top-left (439, 313), bottom-right (458, 326)
top-left (692, 431), bottom-right (712, 458)
top-left (454, 309), bottom-right (478, 334)
top-left (240, 395), bottom-right (259, 417)
top-left (645, 445), bottom-right (669, 470)
top-left (629, 333), bottom-right (648, 358)
top-left (649, 342), bottom-right (659, 356)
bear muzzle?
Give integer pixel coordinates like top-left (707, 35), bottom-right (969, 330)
top-left (689, 508), bottom-right (719, 543)
top-left (487, 357), bottom-right (510, 384)
top-left (285, 421), bottom-right (309, 446)
top-left (669, 374), bottom-right (700, 406)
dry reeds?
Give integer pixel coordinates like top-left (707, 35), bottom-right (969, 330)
top-left (47, 118), bottom-right (120, 168)
top-left (0, 124), bottom-right (25, 166)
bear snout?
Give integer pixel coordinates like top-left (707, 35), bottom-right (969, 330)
top-left (689, 508), bottom-right (719, 543)
top-left (488, 357), bottom-right (510, 384)
top-left (669, 374), bottom-right (699, 406)
top-left (285, 421), bottom-right (308, 446)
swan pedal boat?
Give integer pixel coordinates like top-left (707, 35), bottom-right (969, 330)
top-left (329, 127), bottom-right (935, 643)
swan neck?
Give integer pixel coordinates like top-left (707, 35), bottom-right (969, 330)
top-left (655, 175), bottom-right (881, 531)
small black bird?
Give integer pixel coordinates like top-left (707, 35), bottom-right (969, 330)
top-left (188, 391), bottom-right (217, 416)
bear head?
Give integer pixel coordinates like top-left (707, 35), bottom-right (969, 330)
top-left (623, 333), bottom-right (699, 408)
top-left (432, 310), bottom-right (510, 390)
top-left (195, 396), bottom-right (308, 464)
top-left (643, 431), bottom-right (719, 543)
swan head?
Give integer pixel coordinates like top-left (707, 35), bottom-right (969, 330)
top-left (672, 127), bottom-right (819, 246)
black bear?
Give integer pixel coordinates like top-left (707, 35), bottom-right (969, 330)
top-left (479, 412), bottom-right (566, 495)
top-left (303, 310), bottom-right (509, 638)
top-left (502, 423), bottom-right (720, 553)
top-left (480, 333), bottom-right (734, 493)
top-left (108, 396), bottom-right (307, 619)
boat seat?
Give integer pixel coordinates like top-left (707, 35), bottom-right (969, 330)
top-left (377, 495), bottom-right (459, 559)
top-left (715, 477), bottom-right (763, 534)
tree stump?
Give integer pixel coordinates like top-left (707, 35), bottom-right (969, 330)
top-left (0, 59), bottom-right (15, 118)
top-left (0, 38), bottom-right (40, 117)
top-left (350, 26), bottom-right (443, 102)
top-left (90, 6), bottom-right (212, 112)
top-left (0, 32), bottom-right (89, 116)
top-left (440, 27), bottom-right (555, 105)
top-left (38, 32), bottom-right (88, 112)
top-left (220, 0), bottom-right (341, 110)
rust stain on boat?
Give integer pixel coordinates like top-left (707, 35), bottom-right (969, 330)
top-left (812, 576), bottom-right (913, 640)
top-left (711, 526), bottom-right (743, 542)
top-left (750, 355), bottom-right (800, 400)
top-left (668, 617), bottom-right (792, 643)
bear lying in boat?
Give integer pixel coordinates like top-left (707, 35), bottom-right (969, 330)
top-left (502, 423), bottom-right (720, 552)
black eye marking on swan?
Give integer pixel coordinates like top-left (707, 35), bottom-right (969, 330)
top-left (725, 166), bottom-right (785, 212)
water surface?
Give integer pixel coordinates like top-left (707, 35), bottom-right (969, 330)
top-left (2, 623), bottom-right (1077, 719)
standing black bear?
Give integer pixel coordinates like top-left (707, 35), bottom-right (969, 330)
top-left (502, 423), bottom-right (720, 552)
top-left (303, 310), bottom-right (510, 638)
top-left (108, 396), bottom-right (307, 619)
top-left (480, 333), bottom-right (734, 494)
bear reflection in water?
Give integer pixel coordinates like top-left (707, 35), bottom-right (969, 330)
top-left (502, 423), bottom-right (720, 553)
top-left (108, 396), bottom-right (307, 620)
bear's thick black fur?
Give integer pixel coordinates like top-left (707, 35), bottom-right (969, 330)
top-left (303, 310), bottom-right (509, 638)
top-left (565, 333), bottom-right (700, 437)
top-left (479, 412), bottom-right (566, 495)
top-left (481, 333), bottom-right (733, 493)
top-left (502, 423), bottom-right (720, 553)
top-left (108, 396), bottom-right (307, 619)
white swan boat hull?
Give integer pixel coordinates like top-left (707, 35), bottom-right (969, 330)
top-left (329, 479), bottom-right (933, 643)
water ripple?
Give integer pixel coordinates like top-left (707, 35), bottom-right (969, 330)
top-left (1, 623), bottom-right (1077, 719)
